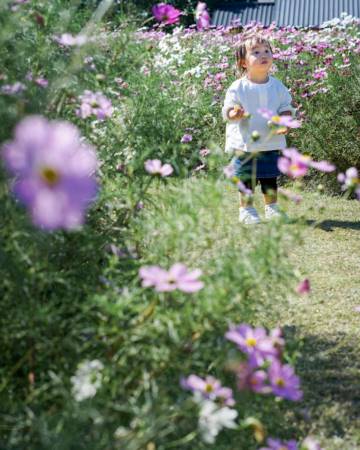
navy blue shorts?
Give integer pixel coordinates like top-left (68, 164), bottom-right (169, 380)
top-left (233, 150), bottom-right (281, 180)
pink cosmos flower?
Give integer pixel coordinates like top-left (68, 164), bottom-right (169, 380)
top-left (35, 77), bottom-right (48, 88)
top-left (139, 263), bottom-right (203, 293)
top-left (296, 279), bottom-right (311, 295)
top-left (257, 108), bottom-right (301, 129)
top-left (278, 148), bottom-right (335, 178)
top-left (144, 159), bottom-right (173, 177)
top-left (267, 360), bottom-right (303, 401)
top-left (181, 375), bottom-right (235, 406)
top-left (2, 116), bottom-right (98, 230)
top-left (76, 90), bottom-right (113, 120)
top-left (195, 2), bottom-right (210, 30)
top-left (152, 3), bottom-right (182, 25)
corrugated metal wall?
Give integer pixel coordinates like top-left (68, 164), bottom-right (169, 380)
top-left (211, 0), bottom-right (360, 27)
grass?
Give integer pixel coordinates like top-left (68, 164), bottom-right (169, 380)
top-left (225, 187), bottom-right (360, 449)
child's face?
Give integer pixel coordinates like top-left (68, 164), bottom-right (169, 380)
top-left (241, 43), bottom-right (273, 75)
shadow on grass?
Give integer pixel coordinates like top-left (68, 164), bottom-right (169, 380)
top-left (284, 325), bottom-right (360, 438)
top-left (306, 219), bottom-right (360, 232)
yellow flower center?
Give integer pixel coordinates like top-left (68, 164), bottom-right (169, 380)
top-left (246, 337), bottom-right (257, 347)
top-left (271, 115), bottom-right (281, 123)
top-left (40, 167), bottom-right (60, 186)
top-left (205, 384), bottom-right (214, 393)
top-left (276, 377), bottom-right (285, 387)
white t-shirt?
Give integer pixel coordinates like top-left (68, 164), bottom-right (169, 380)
top-left (222, 76), bottom-right (294, 153)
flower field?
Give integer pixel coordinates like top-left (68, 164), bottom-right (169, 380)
top-left (0, 1), bottom-right (359, 449)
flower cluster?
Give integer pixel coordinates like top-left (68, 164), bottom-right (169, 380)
top-left (2, 116), bottom-right (98, 230)
top-left (226, 324), bottom-right (303, 401)
top-left (139, 263), bottom-right (204, 293)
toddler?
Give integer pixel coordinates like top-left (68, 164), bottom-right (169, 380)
top-left (222, 35), bottom-right (295, 224)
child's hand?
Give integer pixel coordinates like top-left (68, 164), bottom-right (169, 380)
top-left (228, 105), bottom-right (245, 120)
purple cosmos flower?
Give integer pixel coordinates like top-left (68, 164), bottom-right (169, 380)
top-left (181, 134), bottom-right (193, 143)
top-left (195, 2), bottom-right (210, 30)
top-left (225, 324), bottom-right (279, 367)
top-left (296, 279), bottom-right (311, 295)
top-left (338, 167), bottom-right (360, 199)
top-left (2, 116), bottom-right (98, 230)
top-left (1, 82), bottom-right (26, 95)
top-left (139, 263), bottom-right (204, 293)
top-left (258, 108), bottom-right (301, 129)
top-left (302, 437), bottom-right (323, 450)
top-left (268, 360), bottom-right (303, 401)
top-left (181, 375), bottom-right (235, 406)
top-left (77, 90), bottom-right (113, 120)
top-left (144, 159), bottom-right (173, 177)
top-left (260, 437), bottom-right (298, 450)
top-left (152, 3), bottom-right (182, 25)
top-left (54, 33), bottom-right (89, 47)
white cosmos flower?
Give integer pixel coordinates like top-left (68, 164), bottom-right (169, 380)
top-left (198, 400), bottom-right (238, 444)
top-left (71, 359), bottom-right (104, 402)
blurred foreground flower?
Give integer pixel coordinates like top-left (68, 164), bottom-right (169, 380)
top-left (337, 167), bottom-right (360, 200)
top-left (198, 400), bottom-right (238, 444)
top-left (278, 148), bottom-right (335, 178)
top-left (2, 116), bottom-right (98, 230)
top-left (139, 263), bottom-right (203, 293)
top-left (77, 90), bottom-right (113, 120)
top-left (181, 375), bottom-right (235, 405)
top-left (71, 360), bottom-right (104, 402)
top-left (144, 159), bottom-right (173, 177)
top-left (195, 2), bottom-right (210, 30)
top-left (278, 187), bottom-right (302, 204)
top-left (152, 3), bottom-right (182, 25)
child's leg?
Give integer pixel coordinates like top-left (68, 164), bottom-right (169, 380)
top-left (259, 177), bottom-right (278, 204)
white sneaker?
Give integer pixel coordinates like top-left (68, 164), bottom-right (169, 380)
top-left (239, 207), bottom-right (261, 225)
top-left (264, 203), bottom-right (286, 220)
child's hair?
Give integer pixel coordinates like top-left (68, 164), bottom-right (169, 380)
top-left (235, 35), bottom-right (273, 76)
